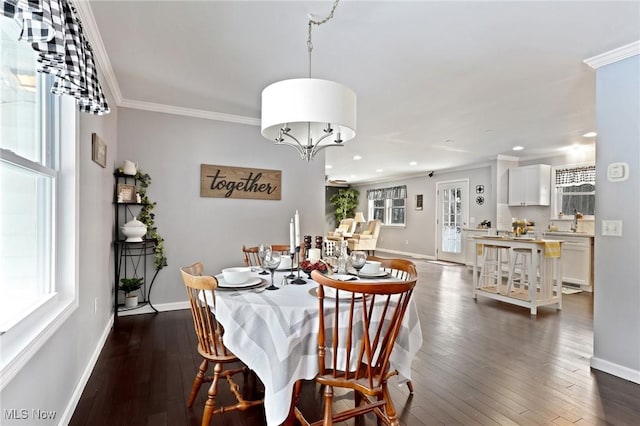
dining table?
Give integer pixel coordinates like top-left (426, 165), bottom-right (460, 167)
top-left (206, 267), bottom-right (423, 426)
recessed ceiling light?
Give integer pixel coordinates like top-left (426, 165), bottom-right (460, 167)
top-left (353, 155), bottom-right (362, 160)
top-left (376, 169), bottom-right (383, 172)
top-left (512, 146), bottom-right (524, 151)
top-left (325, 164), bottom-right (333, 169)
top-left (583, 132), bottom-right (597, 138)
top-left (409, 161), bottom-right (417, 166)
top-left (350, 174), bottom-right (357, 178)
top-left (445, 139), bottom-right (453, 143)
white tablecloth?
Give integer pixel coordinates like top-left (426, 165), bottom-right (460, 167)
top-left (209, 270), bottom-right (423, 425)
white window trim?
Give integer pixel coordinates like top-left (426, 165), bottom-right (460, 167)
top-left (0, 96), bottom-right (78, 390)
top-left (550, 163), bottom-right (596, 220)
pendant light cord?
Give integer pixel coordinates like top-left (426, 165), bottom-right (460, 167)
top-left (307, 0), bottom-right (342, 78)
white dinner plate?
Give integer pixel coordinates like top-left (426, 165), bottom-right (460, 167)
top-left (216, 280), bottom-right (266, 291)
top-left (354, 270), bottom-right (389, 278)
top-left (215, 274), bottom-right (263, 289)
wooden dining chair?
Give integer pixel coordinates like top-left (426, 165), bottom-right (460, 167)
top-left (295, 268), bottom-right (417, 426)
top-left (367, 256), bottom-right (417, 393)
top-left (180, 262), bottom-right (263, 426)
top-left (242, 244), bottom-right (292, 267)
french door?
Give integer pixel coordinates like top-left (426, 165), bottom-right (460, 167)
top-left (436, 180), bottom-right (468, 263)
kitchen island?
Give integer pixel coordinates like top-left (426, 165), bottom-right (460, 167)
top-left (473, 236), bottom-right (563, 315)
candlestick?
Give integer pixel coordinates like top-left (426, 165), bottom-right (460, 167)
top-left (287, 252), bottom-right (296, 279)
top-left (291, 246), bottom-right (306, 284)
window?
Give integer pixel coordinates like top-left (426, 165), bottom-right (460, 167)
top-left (372, 199), bottom-right (385, 222)
top-left (0, 18), bottom-right (57, 331)
top-left (554, 165), bottom-right (595, 217)
top-left (0, 17), bottom-right (77, 387)
top-left (367, 185), bottom-right (407, 226)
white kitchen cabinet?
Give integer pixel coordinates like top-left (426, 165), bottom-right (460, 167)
top-left (508, 164), bottom-right (551, 206)
top-left (543, 232), bottom-right (594, 291)
top-left (463, 228), bottom-right (489, 268)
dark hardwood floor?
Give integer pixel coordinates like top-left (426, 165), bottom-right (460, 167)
top-left (70, 260), bottom-right (640, 425)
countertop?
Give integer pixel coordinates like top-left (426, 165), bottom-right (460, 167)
top-left (544, 231), bottom-right (594, 238)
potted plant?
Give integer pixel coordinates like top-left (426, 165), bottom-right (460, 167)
top-left (329, 188), bottom-right (359, 224)
top-left (120, 277), bottom-right (143, 308)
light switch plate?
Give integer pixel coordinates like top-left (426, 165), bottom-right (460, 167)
top-left (602, 220), bottom-right (622, 236)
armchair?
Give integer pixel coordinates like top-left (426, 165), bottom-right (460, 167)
top-left (347, 219), bottom-right (381, 255)
top-left (326, 218), bottom-right (356, 242)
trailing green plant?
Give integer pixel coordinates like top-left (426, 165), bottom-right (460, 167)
top-left (329, 188), bottom-right (359, 223)
top-left (119, 277), bottom-right (143, 293)
top-left (135, 170), bottom-right (168, 270)
top-left (116, 167), bottom-right (168, 270)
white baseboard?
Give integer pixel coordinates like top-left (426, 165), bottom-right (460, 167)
top-left (591, 356), bottom-right (640, 384)
top-left (58, 314), bottom-right (114, 426)
top-left (376, 248), bottom-right (436, 260)
top-left (117, 300), bottom-right (190, 316)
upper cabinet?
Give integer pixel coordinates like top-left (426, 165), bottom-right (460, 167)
top-left (508, 164), bottom-right (551, 206)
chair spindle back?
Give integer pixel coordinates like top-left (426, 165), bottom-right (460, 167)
top-left (180, 262), bottom-right (231, 358)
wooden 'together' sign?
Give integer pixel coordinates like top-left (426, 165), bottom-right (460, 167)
top-left (200, 164), bottom-right (281, 200)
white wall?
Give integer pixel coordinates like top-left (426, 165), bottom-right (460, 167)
top-left (353, 165), bottom-right (492, 258)
top-left (591, 54), bottom-right (640, 383)
top-left (116, 108), bottom-right (325, 306)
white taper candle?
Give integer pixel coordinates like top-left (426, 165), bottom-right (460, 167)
top-left (289, 219), bottom-right (295, 253)
top-left (294, 210), bottom-right (300, 247)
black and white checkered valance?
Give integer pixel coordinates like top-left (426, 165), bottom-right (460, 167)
top-left (555, 165), bottom-right (595, 187)
top-left (2, 0), bottom-right (110, 114)
top-left (367, 185), bottom-right (407, 200)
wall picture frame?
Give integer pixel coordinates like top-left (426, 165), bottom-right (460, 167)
top-left (117, 184), bottom-right (137, 203)
top-left (415, 194), bottom-right (423, 210)
top-left (91, 133), bottom-right (107, 168)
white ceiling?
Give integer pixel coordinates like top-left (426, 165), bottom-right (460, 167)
top-left (83, 1), bottom-right (640, 184)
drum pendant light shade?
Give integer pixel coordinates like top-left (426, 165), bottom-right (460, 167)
top-left (261, 78), bottom-right (357, 161)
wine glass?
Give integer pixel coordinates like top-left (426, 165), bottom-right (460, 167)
top-left (258, 243), bottom-right (271, 275)
top-left (349, 251), bottom-right (367, 278)
top-left (262, 250), bottom-right (282, 290)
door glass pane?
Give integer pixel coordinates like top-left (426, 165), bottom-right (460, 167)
top-left (441, 187), bottom-right (462, 253)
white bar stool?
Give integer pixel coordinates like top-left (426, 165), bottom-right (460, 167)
top-left (506, 248), bottom-right (531, 295)
top-left (479, 244), bottom-right (509, 293)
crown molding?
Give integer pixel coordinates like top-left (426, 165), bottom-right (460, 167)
top-left (72, 0), bottom-right (123, 104)
top-left (496, 154), bottom-right (520, 162)
top-left (119, 99), bottom-right (260, 126)
top-left (584, 40), bottom-right (640, 69)
top-left (72, 1), bottom-right (260, 126)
